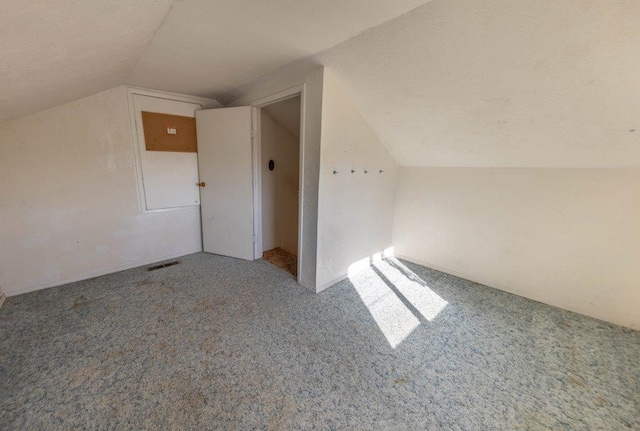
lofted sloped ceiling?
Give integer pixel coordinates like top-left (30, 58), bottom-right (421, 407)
top-left (323, 0), bottom-right (640, 167)
top-left (1, 0), bottom-right (433, 124)
top-left (126, 0), bottom-right (433, 97)
top-left (263, 96), bottom-right (301, 139)
top-left (223, 0), bottom-right (640, 168)
top-left (5, 0), bottom-right (640, 168)
top-left (0, 0), bottom-right (175, 123)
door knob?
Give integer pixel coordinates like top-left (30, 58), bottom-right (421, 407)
top-left (198, 182), bottom-right (206, 187)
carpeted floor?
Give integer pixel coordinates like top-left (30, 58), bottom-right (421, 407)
top-left (0, 252), bottom-right (638, 430)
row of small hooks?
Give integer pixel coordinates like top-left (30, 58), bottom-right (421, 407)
top-left (333, 169), bottom-right (384, 175)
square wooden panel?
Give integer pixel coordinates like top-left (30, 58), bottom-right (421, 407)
top-left (141, 111), bottom-right (197, 153)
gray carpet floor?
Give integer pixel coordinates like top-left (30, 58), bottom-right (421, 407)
top-left (0, 252), bottom-right (638, 430)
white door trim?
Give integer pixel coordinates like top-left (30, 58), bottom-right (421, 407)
top-left (250, 85), bottom-right (306, 283)
top-left (251, 107), bottom-right (262, 259)
top-left (125, 86), bottom-right (213, 215)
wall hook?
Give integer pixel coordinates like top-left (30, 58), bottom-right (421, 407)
top-left (379, 169), bottom-right (384, 173)
top-left (333, 170), bottom-right (338, 175)
top-left (364, 170), bottom-right (369, 174)
top-left (351, 169), bottom-right (356, 174)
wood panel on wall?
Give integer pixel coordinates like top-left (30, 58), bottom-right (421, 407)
top-left (141, 111), bottom-right (197, 152)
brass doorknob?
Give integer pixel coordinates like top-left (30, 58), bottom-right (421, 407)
top-left (198, 182), bottom-right (206, 187)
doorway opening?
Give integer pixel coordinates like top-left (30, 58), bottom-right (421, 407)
top-left (257, 95), bottom-right (301, 277)
top-left (195, 84), bottom-right (307, 285)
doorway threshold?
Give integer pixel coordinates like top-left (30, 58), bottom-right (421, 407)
top-left (263, 248), bottom-right (297, 277)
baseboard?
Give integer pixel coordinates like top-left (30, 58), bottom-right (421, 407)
top-left (0, 293), bottom-right (5, 310)
top-left (4, 248), bottom-right (203, 297)
top-left (395, 254), bottom-right (639, 331)
top-left (315, 273), bottom-right (348, 293)
top-left (297, 277), bottom-right (315, 293)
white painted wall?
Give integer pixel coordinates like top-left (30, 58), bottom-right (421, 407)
top-left (226, 63), bottom-right (323, 291)
top-left (308, 0), bottom-right (640, 168)
top-left (261, 111), bottom-right (277, 253)
top-left (263, 97), bottom-right (301, 139)
top-left (393, 168), bottom-right (640, 330)
top-left (0, 86), bottom-right (217, 296)
top-left (316, 71), bottom-right (399, 289)
top-left (228, 66), bottom-right (399, 291)
top-left (260, 109), bottom-right (300, 255)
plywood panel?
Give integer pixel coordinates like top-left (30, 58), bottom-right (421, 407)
top-left (142, 111), bottom-right (197, 152)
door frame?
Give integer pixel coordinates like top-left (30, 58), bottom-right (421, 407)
top-left (126, 86), bottom-right (217, 214)
top-left (250, 84), bottom-right (306, 283)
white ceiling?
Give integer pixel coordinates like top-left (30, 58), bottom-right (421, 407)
top-left (127, 0), bottom-right (433, 98)
top-left (0, 0), bottom-right (432, 123)
top-left (0, 0), bottom-right (174, 123)
top-left (4, 0), bottom-right (639, 168)
top-left (263, 96), bottom-right (301, 139)
top-left (305, 0), bottom-right (640, 167)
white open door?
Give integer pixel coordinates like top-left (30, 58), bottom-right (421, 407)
top-left (196, 106), bottom-right (255, 260)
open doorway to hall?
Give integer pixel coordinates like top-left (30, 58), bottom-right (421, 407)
top-left (259, 95), bottom-right (301, 277)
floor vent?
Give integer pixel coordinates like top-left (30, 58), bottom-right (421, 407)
top-left (148, 261), bottom-right (180, 271)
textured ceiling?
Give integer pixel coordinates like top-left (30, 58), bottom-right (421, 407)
top-left (306, 0), bottom-right (640, 167)
top-left (224, 0), bottom-right (640, 167)
top-left (263, 96), bottom-right (301, 139)
top-left (0, 0), bottom-right (174, 123)
top-left (5, 0), bottom-right (639, 168)
top-left (127, 0), bottom-right (433, 98)
top-left (2, 0), bottom-right (431, 124)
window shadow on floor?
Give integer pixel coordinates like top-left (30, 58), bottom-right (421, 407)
top-left (347, 253), bottom-right (448, 349)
